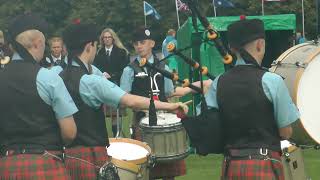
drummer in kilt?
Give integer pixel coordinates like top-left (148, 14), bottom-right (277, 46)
top-left (120, 27), bottom-right (187, 180)
top-left (53, 23), bottom-right (188, 180)
top-left (202, 18), bottom-right (300, 179)
top-left (0, 13), bottom-right (78, 179)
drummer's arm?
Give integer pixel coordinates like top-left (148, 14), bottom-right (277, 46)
top-left (120, 93), bottom-right (187, 113)
top-left (263, 73), bottom-right (300, 140)
top-left (58, 116), bottom-right (77, 145)
top-left (279, 125), bottom-right (293, 140)
top-left (169, 80), bottom-right (213, 97)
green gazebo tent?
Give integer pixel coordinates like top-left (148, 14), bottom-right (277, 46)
top-left (176, 14), bottom-right (296, 114)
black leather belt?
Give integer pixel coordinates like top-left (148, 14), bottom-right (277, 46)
top-left (226, 148), bottom-right (275, 160)
top-left (0, 145), bottom-right (63, 157)
top-left (1, 148), bottom-right (45, 156)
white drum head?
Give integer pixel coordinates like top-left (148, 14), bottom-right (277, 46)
top-left (297, 55), bottom-right (320, 144)
top-left (140, 112), bottom-right (181, 126)
top-left (107, 142), bottom-right (149, 161)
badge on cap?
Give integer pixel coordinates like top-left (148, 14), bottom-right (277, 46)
top-left (145, 29), bottom-right (151, 36)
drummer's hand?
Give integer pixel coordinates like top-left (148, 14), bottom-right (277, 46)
top-left (172, 102), bottom-right (188, 117)
top-left (103, 72), bottom-right (111, 79)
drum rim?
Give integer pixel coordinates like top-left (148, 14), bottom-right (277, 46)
top-left (272, 42), bottom-right (320, 144)
top-left (139, 121), bottom-right (182, 128)
top-left (140, 112), bottom-right (181, 127)
top-left (108, 138), bottom-right (152, 165)
top-left (111, 158), bottom-right (140, 174)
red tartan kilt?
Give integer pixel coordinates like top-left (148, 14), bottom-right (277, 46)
top-left (221, 151), bottom-right (285, 180)
top-left (65, 146), bottom-right (108, 180)
top-left (150, 159), bottom-right (186, 179)
top-left (0, 151), bottom-right (70, 180)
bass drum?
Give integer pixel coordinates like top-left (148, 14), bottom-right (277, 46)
top-left (270, 42), bottom-right (320, 144)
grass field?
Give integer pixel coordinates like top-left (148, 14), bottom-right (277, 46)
top-left (106, 110), bottom-right (320, 179)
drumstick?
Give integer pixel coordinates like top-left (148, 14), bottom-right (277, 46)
top-left (183, 100), bottom-right (193, 106)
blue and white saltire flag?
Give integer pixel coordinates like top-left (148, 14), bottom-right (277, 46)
top-left (213, 0), bottom-right (235, 8)
top-left (144, 1), bottom-right (161, 20)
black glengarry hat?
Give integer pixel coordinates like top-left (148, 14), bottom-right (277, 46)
top-left (63, 23), bottom-right (98, 51)
top-left (227, 18), bottom-right (265, 49)
top-left (7, 13), bottom-right (48, 41)
top-left (132, 27), bottom-right (154, 42)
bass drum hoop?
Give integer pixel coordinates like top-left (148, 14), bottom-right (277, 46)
top-left (270, 42), bottom-right (320, 144)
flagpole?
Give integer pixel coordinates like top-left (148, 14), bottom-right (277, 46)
top-left (175, 0), bottom-right (181, 28)
top-left (262, 0), bottom-right (265, 16)
top-left (302, 0), bottom-right (305, 37)
top-left (213, 0), bottom-right (217, 17)
top-left (144, 1), bottom-right (147, 27)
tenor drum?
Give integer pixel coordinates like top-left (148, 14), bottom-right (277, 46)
top-left (107, 138), bottom-right (152, 180)
top-left (139, 112), bottom-right (189, 162)
top-left (280, 140), bottom-right (307, 180)
top-left (270, 42), bottom-right (320, 144)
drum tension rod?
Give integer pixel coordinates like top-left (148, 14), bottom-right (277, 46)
top-left (295, 62), bottom-right (306, 68)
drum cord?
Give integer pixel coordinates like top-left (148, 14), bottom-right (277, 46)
top-left (288, 140), bottom-right (320, 150)
top-left (65, 155), bottom-right (101, 169)
top-left (292, 144), bottom-right (320, 150)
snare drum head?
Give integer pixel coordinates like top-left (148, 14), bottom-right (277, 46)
top-left (107, 140), bottom-right (150, 161)
top-left (296, 54), bottom-right (320, 144)
top-left (140, 112), bottom-right (181, 126)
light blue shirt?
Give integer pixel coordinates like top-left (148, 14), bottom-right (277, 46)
top-left (12, 53), bottom-right (78, 120)
top-left (201, 59), bottom-right (300, 128)
top-left (52, 60), bottom-right (126, 109)
top-left (120, 55), bottom-right (174, 97)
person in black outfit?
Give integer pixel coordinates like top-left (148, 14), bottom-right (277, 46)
top-left (94, 28), bottom-right (129, 137)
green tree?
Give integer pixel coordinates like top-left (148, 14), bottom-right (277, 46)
top-left (0, 0), bottom-right (318, 49)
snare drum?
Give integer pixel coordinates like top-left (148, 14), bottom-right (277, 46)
top-left (280, 140), bottom-right (307, 180)
top-left (270, 42), bottom-right (320, 144)
top-left (107, 138), bottom-right (152, 180)
top-left (139, 112), bottom-right (189, 162)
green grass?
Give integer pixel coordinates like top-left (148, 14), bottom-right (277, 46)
top-left (106, 110), bottom-right (320, 179)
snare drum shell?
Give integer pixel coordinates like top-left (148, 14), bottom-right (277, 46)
top-left (111, 158), bottom-right (139, 180)
top-left (139, 121), bottom-right (189, 162)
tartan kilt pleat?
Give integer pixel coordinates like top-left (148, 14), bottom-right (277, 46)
top-left (150, 159), bottom-right (186, 179)
top-left (221, 152), bottom-right (285, 180)
top-left (0, 152), bottom-right (70, 180)
top-left (65, 146), bottom-right (108, 180)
